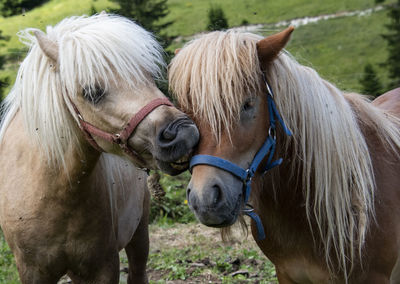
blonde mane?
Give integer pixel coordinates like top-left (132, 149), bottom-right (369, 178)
top-left (169, 31), bottom-right (400, 279)
top-left (0, 14), bottom-right (164, 167)
top-left (169, 31), bottom-right (263, 141)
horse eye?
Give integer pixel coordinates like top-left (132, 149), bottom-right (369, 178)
top-left (241, 99), bottom-right (255, 112)
top-left (83, 86), bottom-right (106, 104)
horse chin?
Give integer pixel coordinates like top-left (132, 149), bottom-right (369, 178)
top-left (156, 157), bottom-right (190, 175)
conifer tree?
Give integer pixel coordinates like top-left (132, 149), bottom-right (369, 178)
top-left (108, 0), bottom-right (174, 96)
top-left (359, 63), bottom-right (383, 97)
top-left (108, 0), bottom-right (172, 36)
top-left (0, 0), bottom-right (49, 17)
top-left (382, 0), bottom-right (400, 88)
top-left (207, 5), bottom-right (228, 31)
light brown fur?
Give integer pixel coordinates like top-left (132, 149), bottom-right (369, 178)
top-left (0, 112), bottom-right (149, 283)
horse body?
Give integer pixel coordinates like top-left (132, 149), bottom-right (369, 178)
top-left (0, 112), bottom-right (148, 282)
top-left (0, 14), bottom-right (199, 283)
top-left (169, 28), bottom-right (400, 283)
top-left (251, 94), bottom-right (400, 283)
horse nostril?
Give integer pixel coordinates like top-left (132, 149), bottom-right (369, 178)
top-left (160, 125), bottom-right (177, 142)
top-left (187, 187), bottom-right (199, 210)
top-left (210, 184), bottom-right (222, 206)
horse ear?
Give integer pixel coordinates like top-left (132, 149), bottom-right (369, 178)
top-left (34, 30), bottom-right (59, 63)
top-left (256, 26), bottom-right (294, 69)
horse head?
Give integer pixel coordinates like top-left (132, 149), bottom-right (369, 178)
top-left (169, 28), bottom-right (293, 226)
top-left (18, 14), bottom-right (199, 175)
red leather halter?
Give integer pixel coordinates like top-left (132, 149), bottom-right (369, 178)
top-left (70, 97), bottom-right (174, 164)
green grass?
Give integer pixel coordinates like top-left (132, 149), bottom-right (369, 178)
top-left (164, 0), bottom-right (385, 36)
top-left (0, 231), bottom-right (19, 284)
top-left (0, 1), bottom-right (394, 95)
top-left (150, 171), bottom-right (195, 224)
top-left (146, 245), bottom-right (276, 283)
top-left (285, 9), bottom-right (391, 92)
top-left (0, 0), bottom-right (114, 52)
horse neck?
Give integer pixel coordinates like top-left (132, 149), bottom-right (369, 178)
top-left (7, 111), bottom-right (101, 195)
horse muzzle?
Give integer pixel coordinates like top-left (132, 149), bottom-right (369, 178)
top-left (186, 175), bottom-right (242, 227)
top-left (155, 116), bottom-right (199, 175)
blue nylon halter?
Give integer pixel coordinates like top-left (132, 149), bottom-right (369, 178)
top-left (189, 74), bottom-right (291, 240)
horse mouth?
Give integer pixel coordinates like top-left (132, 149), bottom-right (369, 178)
top-left (169, 153), bottom-right (190, 171)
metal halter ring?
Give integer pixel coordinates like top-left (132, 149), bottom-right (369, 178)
top-left (242, 203), bottom-right (255, 214)
top-left (268, 126), bottom-right (276, 140)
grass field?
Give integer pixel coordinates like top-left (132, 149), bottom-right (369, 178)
top-left (0, 0), bottom-right (394, 95)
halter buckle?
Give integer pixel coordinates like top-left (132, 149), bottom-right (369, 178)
top-left (113, 133), bottom-right (122, 144)
top-left (244, 169), bottom-right (253, 184)
top-left (268, 126), bottom-right (276, 140)
top-left (242, 203), bottom-right (255, 213)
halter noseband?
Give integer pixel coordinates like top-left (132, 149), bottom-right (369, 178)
top-left (70, 97), bottom-right (173, 167)
top-left (189, 74), bottom-right (291, 240)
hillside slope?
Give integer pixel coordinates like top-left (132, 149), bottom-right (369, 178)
top-left (0, 0), bottom-right (395, 94)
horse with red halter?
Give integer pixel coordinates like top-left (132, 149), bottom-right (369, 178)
top-left (0, 14), bottom-right (198, 283)
top-left (169, 27), bottom-right (400, 283)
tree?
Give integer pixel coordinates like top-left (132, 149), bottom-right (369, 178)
top-left (0, 0), bottom-right (50, 17)
top-left (108, 0), bottom-right (174, 97)
top-left (108, 0), bottom-right (172, 36)
top-left (359, 63), bottom-right (383, 97)
top-left (382, 0), bottom-right (400, 88)
top-left (207, 5), bottom-right (228, 31)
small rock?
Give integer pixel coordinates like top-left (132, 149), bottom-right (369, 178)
top-left (231, 270), bottom-right (250, 278)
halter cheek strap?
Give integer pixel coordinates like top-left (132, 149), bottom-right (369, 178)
top-left (70, 97), bottom-right (174, 166)
top-left (189, 74), bottom-right (291, 240)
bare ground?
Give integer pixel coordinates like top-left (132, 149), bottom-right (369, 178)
top-left (59, 222), bottom-right (276, 283)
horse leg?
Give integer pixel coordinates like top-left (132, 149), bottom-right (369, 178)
top-left (67, 251), bottom-right (120, 284)
top-left (15, 257), bottom-right (64, 284)
top-left (125, 189), bottom-right (150, 284)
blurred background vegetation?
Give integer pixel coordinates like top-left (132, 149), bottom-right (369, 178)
top-left (0, 0), bottom-right (399, 282)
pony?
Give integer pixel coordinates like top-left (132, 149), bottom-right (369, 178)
top-left (169, 27), bottom-right (400, 283)
top-left (0, 14), bottom-right (199, 284)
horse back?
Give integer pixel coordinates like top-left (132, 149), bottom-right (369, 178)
top-left (372, 88), bottom-right (400, 118)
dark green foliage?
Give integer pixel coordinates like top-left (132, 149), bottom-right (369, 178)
top-left (90, 3), bottom-right (97, 16)
top-left (382, 0), bottom-right (400, 88)
top-left (108, 0), bottom-right (174, 96)
top-left (0, 0), bottom-right (50, 17)
top-left (0, 77), bottom-right (9, 98)
top-left (108, 0), bottom-right (173, 35)
top-left (207, 5), bottom-right (228, 31)
top-left (375, 0), bottom-right (385, 3)
top-left (359, 63), bottom-right (383, 97)
top-left (241, 19), bottom-right (249, 26)
top-left (0, 30), bottom-right (10, 98)
top-left (150, 171), bottom-right (195, 224)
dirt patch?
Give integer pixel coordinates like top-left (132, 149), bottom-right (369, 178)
top-left (60, 222), bottom-right (276, 283)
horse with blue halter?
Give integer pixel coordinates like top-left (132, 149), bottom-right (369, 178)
top-left (0, 14), bottom-right (198, 283)
top-left (169, 27), bottom-right (400, 283)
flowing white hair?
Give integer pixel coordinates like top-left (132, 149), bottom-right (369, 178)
top-left (0, 14), bottom-right (165, 167)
